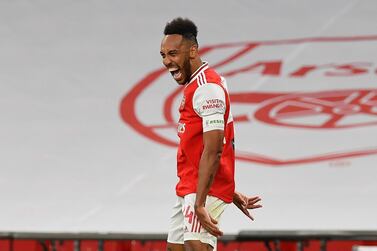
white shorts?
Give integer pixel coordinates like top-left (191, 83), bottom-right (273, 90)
top-left (167, 193), bottom-right (228, 249)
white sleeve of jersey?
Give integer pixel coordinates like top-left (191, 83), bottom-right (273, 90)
top-left (220, 76), bottom-right (228, 91)
top-left (193, 83), bottom-right (226, 132)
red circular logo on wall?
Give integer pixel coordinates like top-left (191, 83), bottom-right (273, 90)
top-left (120, 36), bottom-right (377, 165)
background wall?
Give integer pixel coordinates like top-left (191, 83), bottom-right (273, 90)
top-left (0, 0), bottom-right (376, 234)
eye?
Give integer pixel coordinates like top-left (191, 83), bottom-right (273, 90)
top-left (168, 50), bottom-right (178, 56)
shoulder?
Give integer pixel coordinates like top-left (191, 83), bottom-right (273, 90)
top-left (192, 83), bottom-right (226, 116)
top-left (193, 83), bottom-right (225, 100)
top-left (202, 67), bottom-right (222, 85)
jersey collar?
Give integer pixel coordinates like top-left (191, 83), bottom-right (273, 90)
top-left (187, 62), bottom-right (209, 85)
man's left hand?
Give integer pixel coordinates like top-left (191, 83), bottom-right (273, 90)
top-left (233, 192), bottom-right (262, 221)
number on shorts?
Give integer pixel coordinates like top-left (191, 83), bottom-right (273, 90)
top-left (184, 205), bottom-right (194, 224)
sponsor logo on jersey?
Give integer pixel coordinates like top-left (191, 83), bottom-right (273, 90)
top-left (206, 119), bottom-right (224, 127)
top-left (204, 99), bottom-right (224, 107)
top-left (197, 99), bottom-right (225, 116)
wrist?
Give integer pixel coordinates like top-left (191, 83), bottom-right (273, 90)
top-left (233, 191), bottom-right (239, 200)
top-left (194, 203), bottom-right (205, 210)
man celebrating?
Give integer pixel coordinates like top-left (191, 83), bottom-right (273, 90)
top-left (160, 17), bottom-right (262, 251)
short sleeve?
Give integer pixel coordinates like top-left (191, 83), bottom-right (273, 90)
top-left (193, 83), bottom-right (226, 132)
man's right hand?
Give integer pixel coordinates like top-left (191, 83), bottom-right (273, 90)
top-left (194, 205), bottom-right (223, 237)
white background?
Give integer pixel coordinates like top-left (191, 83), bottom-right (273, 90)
top-left (0, 0), bottom-right (376, 233)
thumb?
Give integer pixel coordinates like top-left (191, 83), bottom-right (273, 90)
top-left (242, 198), bottom-right (248, 206)
top-left (210, 215), bottom-right (218, 224)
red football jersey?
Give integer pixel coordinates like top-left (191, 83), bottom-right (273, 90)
top-left (176, 62), bottom-right (235, 203)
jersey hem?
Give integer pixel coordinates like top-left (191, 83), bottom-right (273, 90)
top-left (176, 191), bottom-right (233, 204)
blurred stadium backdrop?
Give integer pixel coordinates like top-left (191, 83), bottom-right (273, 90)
top-left (0, 0), bottom-right (376, 250)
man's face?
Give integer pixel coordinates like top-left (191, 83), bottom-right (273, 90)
top-left (160, 34), bottom-right (192, 85)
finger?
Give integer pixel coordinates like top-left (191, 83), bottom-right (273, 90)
top-left (247, 199), bottom-right (262, 208)
top-left (235, 194), bottom-right (247, 206)
top-left (243, 197), bottom-right (249, 206)
top-left (208, 225), bottom-right (223, 237)
top-left (203, 221), bottom-right (223, 237)
top-left (209, 216), bottom-right (222, 236)
top-left (243, 208), bottom-right (254, 221)
top-left (247, 204), bottom-right (263, 209)
top-left (248, 197), bottom-right (261, 204)
top-left (250, 196), bottom-right (261, 200)
top-left (241, 199), bottom-right (247, 206)
top-left (210, 215), bottom-right (218, 225)
top-left (209, 227), bottom-right (223, 237)
top-left (235, 201), bottom-right (244, 210)
top-left (240, 195), bottom-right (247, 204)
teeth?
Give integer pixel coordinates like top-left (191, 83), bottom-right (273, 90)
top-left (173, 71), bottom-right (182, 79)
top-left (167, 67), bottom-right (181, 80)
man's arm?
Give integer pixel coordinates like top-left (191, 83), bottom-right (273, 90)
top-left (192, 82), bottom-right (227, 237)
top-left (194, 129), bottom-right (224, 237)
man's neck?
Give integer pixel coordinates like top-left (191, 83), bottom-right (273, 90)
top-left (190, 58), bottom-right (203, 77)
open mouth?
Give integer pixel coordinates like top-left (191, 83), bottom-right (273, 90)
top-left (169, 67), bottom-right (182, 80)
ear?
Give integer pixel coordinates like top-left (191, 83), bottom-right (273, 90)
top-left (189, 45), bottom-right (198, 59)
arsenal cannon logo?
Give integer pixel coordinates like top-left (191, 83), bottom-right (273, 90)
top-left (120, 36), bottom-right (377, 166)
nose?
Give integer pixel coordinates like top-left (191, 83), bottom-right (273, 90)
top-left (163, 56), bottom-right (172, 67)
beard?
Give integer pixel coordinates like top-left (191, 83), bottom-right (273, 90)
top-left (182, 56), bottom-right (192, 84)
